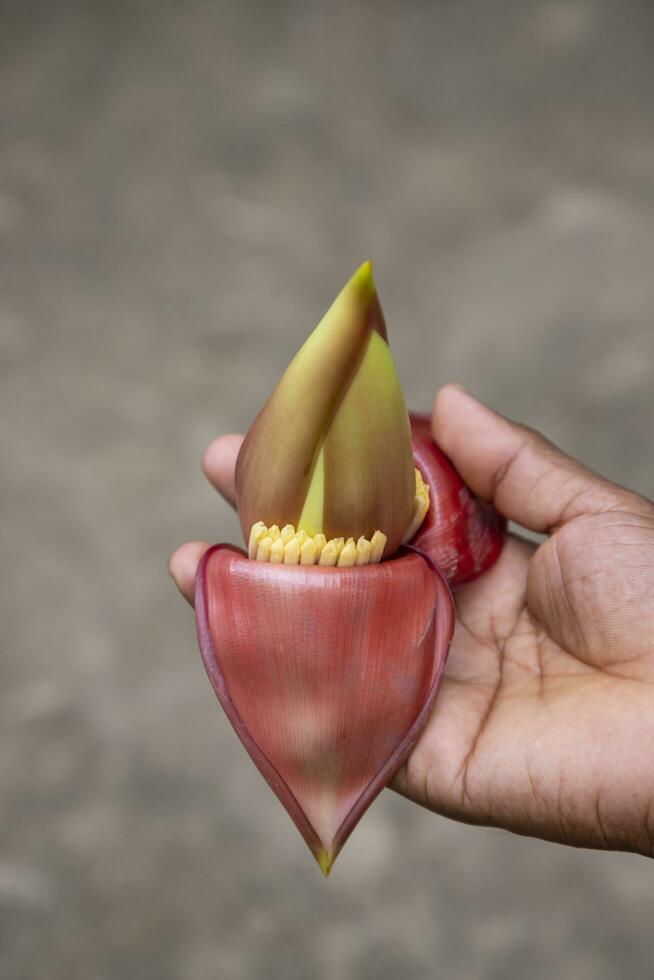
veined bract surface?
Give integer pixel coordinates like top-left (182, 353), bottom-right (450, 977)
top-left (196, 546), bottom-right (453, 875)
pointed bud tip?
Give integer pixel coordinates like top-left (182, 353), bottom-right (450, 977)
top-left (351, 259), bottom-right (376, 299)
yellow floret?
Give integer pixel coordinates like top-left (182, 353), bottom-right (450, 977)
top-left (248, 523), bottom-right (392, 567)
top-left (401, 468), bottom-right (430, 544)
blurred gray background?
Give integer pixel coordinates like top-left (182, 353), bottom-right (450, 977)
top-left (2, 1), bottom-right (654, 978)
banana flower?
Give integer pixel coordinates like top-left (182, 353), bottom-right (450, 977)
top-left (195, 263), bottom-right (504, 875)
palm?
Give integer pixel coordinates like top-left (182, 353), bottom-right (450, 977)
top-left (395, 510), bottom-right (654, 855)
top-left (170, 385), bottom-right (654, 856)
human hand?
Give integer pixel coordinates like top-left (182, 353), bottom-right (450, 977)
top-left (170, 385), bottom-right (654, 856)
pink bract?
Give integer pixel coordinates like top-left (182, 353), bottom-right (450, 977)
top-left (409, 413), bottom-right (506, 587)
top-left (195, 545), bottom-right (454, 874)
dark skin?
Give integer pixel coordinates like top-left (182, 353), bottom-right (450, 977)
top-left (170, 384), bottom-right (654, 857)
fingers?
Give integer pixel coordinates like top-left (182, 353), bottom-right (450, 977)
top-left (431, 385), bottom-right (634, 533)
top-left (202, 434), bottom-right (243, 508)
top-left (168, 541), bottom-right (210, 606)
top-left (170, 436), bottom-right (242, 606)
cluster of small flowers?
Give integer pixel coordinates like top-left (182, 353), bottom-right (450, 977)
top-left (248, 522), bottom-right (387, 566)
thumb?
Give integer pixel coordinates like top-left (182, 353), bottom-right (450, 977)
top-left (432, 385), bottom-right (639, 533)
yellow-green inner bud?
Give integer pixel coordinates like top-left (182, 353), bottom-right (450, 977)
top-left (249, 468), bottom-right (430, 566)
top-left (235, 263), bottom-right (420, 560)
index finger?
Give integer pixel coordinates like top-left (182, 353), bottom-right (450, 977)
top-left (202, 434), bottom-right (244, 507)
top-left (431, 385), bottom-right (636, 533)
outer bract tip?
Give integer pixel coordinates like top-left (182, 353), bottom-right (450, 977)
top-left (316, 847), bottom-right (335, 878)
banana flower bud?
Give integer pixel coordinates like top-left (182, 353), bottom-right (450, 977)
top-left (195, 264), bottom-right (504, 874)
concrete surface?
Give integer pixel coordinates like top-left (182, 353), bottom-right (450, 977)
top-left (1, 1), bottom-right (654, 978)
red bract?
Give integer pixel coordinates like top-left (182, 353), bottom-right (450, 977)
top-left (195, 545), bottom-right (454, 875)
top-left (409, 413), bottom-right (506, 587)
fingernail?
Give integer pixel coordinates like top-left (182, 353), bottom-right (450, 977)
top-left (450, 384), bottom-right (486, 406)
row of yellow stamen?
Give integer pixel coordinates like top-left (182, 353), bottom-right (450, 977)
top-left (401, 468), bottom-right (431, 544)
top-left (248, 522), bottom-right (388, 566)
